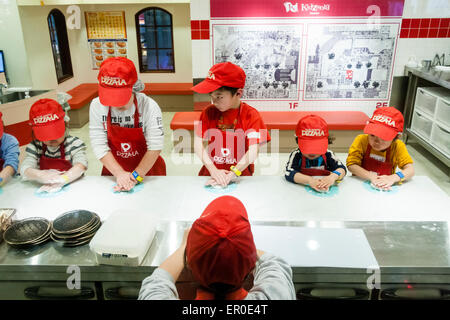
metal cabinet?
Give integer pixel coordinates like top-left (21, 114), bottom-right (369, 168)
top-left (295, 283), bottom-right (373, 300)
top-left (0, 281), bottom-right (97, 300)
top-left (101, 282), bottom-right (142, 300)
top-left (379, 284), bottom-right (450, 300)
top-left (406, 86), bottom-right (450, 172)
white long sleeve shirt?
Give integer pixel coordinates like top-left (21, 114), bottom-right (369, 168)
top-left (89, 93), bottom-right (164, 160)
top-left (138, 253), bottom-right (296, 300)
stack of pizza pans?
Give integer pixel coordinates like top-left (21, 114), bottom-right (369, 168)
top-left (3, 217), bottom-right (51, 249)
top-left (50, 210), bottom-right (101, 247)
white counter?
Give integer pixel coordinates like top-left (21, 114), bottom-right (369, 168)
top-left (1, 175), bottom-right (449, 222)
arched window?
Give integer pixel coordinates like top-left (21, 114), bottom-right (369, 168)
top-left (47, 9), bottom-right (73, 83)
top-left (135, 7), bottom-right (175, 73)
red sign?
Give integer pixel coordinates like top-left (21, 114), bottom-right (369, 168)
top-left (210, 0), bottom-right (404, 18)
top-left (346, 70), bottom-right (353, 80)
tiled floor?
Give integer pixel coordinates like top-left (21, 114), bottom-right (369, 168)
top-left (67, 111), bottom-right (450, 196)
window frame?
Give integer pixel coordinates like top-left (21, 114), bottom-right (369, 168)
top-left (47, 9), bottom-right (74, 84)
top-left (135, 7), bottom-right (175, 73)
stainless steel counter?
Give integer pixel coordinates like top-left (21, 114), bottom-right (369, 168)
top-left (1, 175), bottom-right (449, 299)
top-left (404, 66), bottom-right (450, 89)
top-left (1, 221), bottom-right (449, 283)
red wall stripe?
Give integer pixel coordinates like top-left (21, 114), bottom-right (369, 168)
top-left (190, 18), bottom-right (449, 40)
top-left (400, 18), bottom-right (450, 38)
top-left (190, 20), bottom-right (210, 40)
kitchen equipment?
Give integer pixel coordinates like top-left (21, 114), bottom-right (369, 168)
top-left (406, 56), bottom-right (420, 68)
top-left (52, 210), bottom-right (97, 234)
top-left (51, 210), bottom-right (101, 247)
top-left (0, 208), bottom-right (16, 244)
top-left (434, 66), bottom-right (450, 72)
top-left (89, 210), bottom-right (157, 266)
top-left (3, 217), bottom-right (51, 248)
top-left (422, 60), bottom-right (432, 70)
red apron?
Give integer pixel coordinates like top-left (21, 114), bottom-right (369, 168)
top-left (361, 144), bottom-right (393, 176)
top-left (199, 105), bottom-right (253, 176)
top-left (101, 97), bottom-right (166, 176)
top-left (299, 155), bottom-right (330, 176)
top-left (195, 287), bottom-right (248, 300)
top-left (0, 140), bottom-right (4, 170)
top-left (39, 142), bottom-right (73, 172)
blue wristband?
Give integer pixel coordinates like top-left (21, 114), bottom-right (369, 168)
top-left (396, 171), bottom-right (405, 184)
top-left (132, 170), bottom-right (143, 183)
top-left (396, 171), bottom-right (405, 179)
top-left (332, 170), bottom-right (341, 177)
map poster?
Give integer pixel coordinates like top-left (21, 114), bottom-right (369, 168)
top-left (85, 11), bottom-right (128, 69)
top-left (213, 24), bottom-right (302, 100)
top-left (304, 23), bottom-right (399, 100)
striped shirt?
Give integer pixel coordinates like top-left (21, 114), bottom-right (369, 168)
top-left (20, 135), bottom-right (88, 177)
top-left (285, 148), bottom-right (346, 183)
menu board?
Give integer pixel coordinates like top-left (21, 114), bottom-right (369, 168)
top-left (85, 11), bottom-right (128, 69)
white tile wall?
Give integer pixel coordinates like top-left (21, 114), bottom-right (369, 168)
top-left (191, 40), bottom-right (212, 78)
top-left (393, 38), bottom-right (450, 77)
top-left (403, 0), bottom-right (450, 18)
top-left (190, 0), bottom-right (210, 20)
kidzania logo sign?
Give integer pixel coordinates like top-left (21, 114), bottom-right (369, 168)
top-left (283, 2), bottom-right (298, 13)
top-left (301, 3), bottom-right (331, 13)
top-left (210, 0), bottom-right (405, 18)
top-left (283, 2), bottom-right (331, 15)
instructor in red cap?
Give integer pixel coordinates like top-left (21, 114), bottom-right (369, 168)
top-left (192, 62), bottom-right (270, 187)
top-left (89, 57), bottom-right (166, 192)
top-left (138, 196), bottom-right (296, 300)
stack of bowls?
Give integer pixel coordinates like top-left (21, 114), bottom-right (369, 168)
top-left (3, 217), bottom-right (51, 248)
top-left (50, 210), bottom-right (101, 247)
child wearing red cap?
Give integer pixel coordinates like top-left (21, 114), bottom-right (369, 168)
top-left (20, 99), bottom-right (88, 193)
top-left (138, 196), bottom-right (295, 300)
top-left (285, 115), bottom-right (346, 191)
top-left (192, 62), bottom-right (270, 187)
top-left (0, 112), bottom-right (20, 187)
top-left (346, 107), bottom-right (414, 190)
top-left (89, 57), bottom-right (165, 192)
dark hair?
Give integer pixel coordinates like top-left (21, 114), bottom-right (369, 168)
top-left (216, 86), bottom-right (239, 96)
top-left (295, 135), bottom-right (335, 146)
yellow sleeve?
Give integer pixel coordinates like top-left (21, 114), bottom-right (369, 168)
top-left (346, 134), bottom-right (368, 167)
top-left (392, 139), bottom-right (413, 170)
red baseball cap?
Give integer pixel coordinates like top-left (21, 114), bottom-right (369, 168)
top-left (97, 57), bottom-right (137, 107)
top-left (29, 99), bottom-right (66, 141)
top-left (364, 107), bottom-right (404, 141)
top-left (191, 62), bottom-right (246, 93)
top-left (186, 196), bottom-right (257, 289)
top-left (295, 115), bottom-right (329, 154)
top-left (0, 112), bottom-right (4, 139)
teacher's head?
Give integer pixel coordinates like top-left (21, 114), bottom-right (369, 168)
top-left (97, 57), bottom-right (138, 108)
